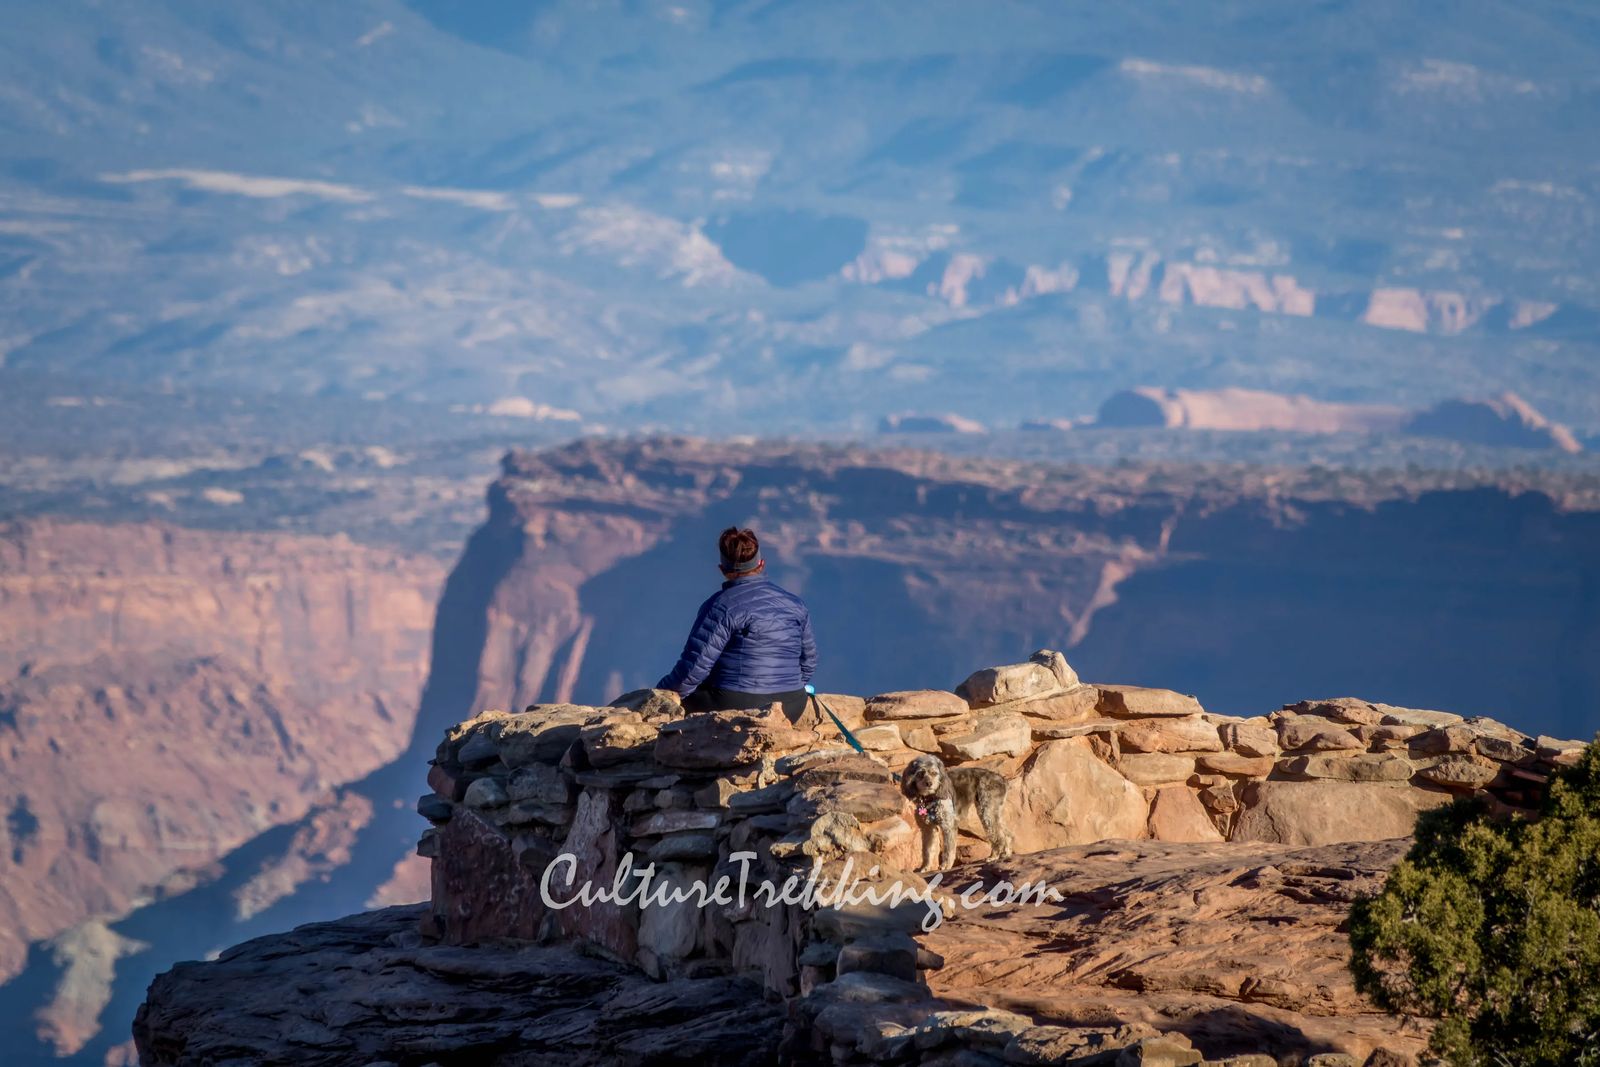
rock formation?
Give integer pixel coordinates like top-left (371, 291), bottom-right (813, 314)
top-left (879, 413), bottom-right (989, 435)
top-left (0, 519), bottom-right (443, 995)
top-left (1093, 388), bottom-right (1408, 435)
top-left (136, 649), bottom-right (1586, 1065)
top-left (1404, 391), bottom-right (1583, 453)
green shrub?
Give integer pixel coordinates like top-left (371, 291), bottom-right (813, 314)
top-left (1349, 740), bottom-right (1600, 1066)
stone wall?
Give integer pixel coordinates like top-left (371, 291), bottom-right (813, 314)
top-left (416, 650), bottom-right (1586, 1065)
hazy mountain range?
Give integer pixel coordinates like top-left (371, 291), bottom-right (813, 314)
top-left (2, 0), bottom-right (1598, 440)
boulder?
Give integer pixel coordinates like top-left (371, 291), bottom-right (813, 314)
top-left (1007, 739), bottom-right (1148, 850)
top-left (579, 718), bottom-right (659, 768)
top-left (958, 661), bottom-right (1062, 708)
top-left (1028, 649), bottom-right (1081, 690)
top-left (1275, 717), bottom-right (1363, 753)
top-left (1377, 706), bottom-right (1463, 729)
top-left (1473, 735), bottom-right (1533, 764)
top-left (493, 707), bottom-right (592, 766)
top-left (1221, 720), bottom-right (1280, 758)
top-left (1281, 754), bottom-right (1414, 783)
top-left (1537, 735), bottom-right (1587, 768)
top-left (940, 713), bottom-right (1032, 761)
top-left (1118, 716), bottom-right (1223, 754)
top-left (1414, 756), bottom-right (1501, 790)
top-left (1283, 698), bottom-right (1385, 726)
top-left (629, 810), bottom-right (720, 837)
top-left (836, 933), bottom-right (920, 983)
top-left (506, 764), bottom-right (571, 806)
top-left (655, 706), bottom-right (812, 769)
top-left (1195, 753), bottom-right (1276, 778)
top-left (865, 690), bottom-right (971, 720)
top-left (1408, 725), bottom-right (1476, 755)
top-left (1115, 752), bottom-right (1196, 785)
top-left (636, 861), bottom-right (707, 964)
top-left (1000, 685), bottom-right (1101, 721)
top-left (788, 780), bottom-right (907, 824)
top-left (462, 777), bottom-right (508, 809)
top-left (607, 688), bottom-right (682, 719)
top-left (853, 724), bottom-right (904, 751)
top-left (1233, 780), bottom-right (1452, 846)
top-left (1096, 685), bottom-right (1204, 719)
top-left (1147, 786), bottom-right (1224, 842)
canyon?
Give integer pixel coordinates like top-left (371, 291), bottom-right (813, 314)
top-left (3, 436), bottom-right (1599, 1063)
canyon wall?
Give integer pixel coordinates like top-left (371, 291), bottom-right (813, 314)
top-left (457, 439), bottom-right (1600, 740)
top-left (0, 520), bottom-right (443, 997)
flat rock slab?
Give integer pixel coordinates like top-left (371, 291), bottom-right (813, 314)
top-left (919, 838), bottom-right (1426, 1064)
top-left (133, 905), bottom-right (784, 1066)
top-left (1096, 685), bottom-right (1205, 718)
top-left (866, 689), bottom-right (971, 720)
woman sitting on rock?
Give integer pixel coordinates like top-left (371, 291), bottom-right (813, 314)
top-left (657, 526), bottom-right (817, 723)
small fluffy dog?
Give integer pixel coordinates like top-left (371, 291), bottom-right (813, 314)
top-left (900, 754), bottom-right (1013, 870)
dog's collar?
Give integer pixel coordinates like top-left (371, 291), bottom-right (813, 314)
top-left (916, 805), bottom-right (928, 817)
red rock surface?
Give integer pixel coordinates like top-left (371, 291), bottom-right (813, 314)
top-left (0, 519), bottom-right (443, 983)
top-left (922, 839), bottom-right (1430, 1061)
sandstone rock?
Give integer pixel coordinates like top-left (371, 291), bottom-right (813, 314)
top-left (861, 815), bottom-right (920, 870)
top-left (1029, 649), bottom-right (1081, 690)
top-left (940, 713), bottom-right (1032, 761)
top-left (1233, 780), bottom-right (1452, 846)
top-left (1537, 735), bottom-right (1587, 767)
top-left (1198, 784), bottom-right (1238, 813)
top-left (629, 809), bottom-right (720, 837)
top-left (1007, 739), bottom-right (1149, 850)
top-left (791, 755), bottom-right (898, 788)
top-left (134, 905), bottom-right (784, 1066)
top-left (493, 708), bottom-right (591, 767)
top-left (1118, 716), bottom-right (1223, 754)
top-left (506, 764), bottom-right (571, 806)
top-left (1116, 752), bottom-right (1196, 785)
top-left (1414, 756), bottom-right (1501, 790)
top-left (788, 780), bottom-right (905, 824)
top-left (904, 725), bottom-right (942, 752)
top-left (1116, 1034), bottom-right (1202, 1066)
top-left (1473, 734), bottom-right (1533, 763)
top-left (1097, 685), bottom-right (1205, 718)
top-left (607, 687), bottom-right (681, 718)
top-left (1221, 720), bottom-right (1280, 758)
top-left (655, 706), bottom-right (811, 769)
top-left (1000, 685), bottom-right (1102, 722)
top-left (456, 730), bottom-right (500, 766)
top-left (1408, 724), bottom-right (1476, 755)
top-left (1276, 717), bottom-right (1363, 752)
top-left (637, 861), bottom-right (708, 964)
top-left (1284, 698), bottom-right (1385, 726)
top-left (1377, 706), bottom-right (1463, 729)
top-left (726, 780), bottom-right (795, 814)
top-left (854, 724), bottom-right (904, 751)
top-left (462, 777), bottom-right (508, 809)
top-left (415, 793), bottom-right (452, 823)
top-left (502, 799), bottom-right (573, 826)
top-left (1357, 723), bottom-right (1422, 747)
top-left (1147, 786), bottom-right (1224, 842)
top-left (579, 718), bottom-right (659, 768)
top-left (1306, 1056), bottom-right (1360, 1067)
top-left (1195, 753), bottom-right (1275, 777)
top-left (866, 690), bottom-right (971, 720)
top-left (647, 832), bottom-right (718, 862)
top-left (959, 661), bottom-right (1062, 708)
top-left (837, 932), bottom-right (920, 983)
top-left (1282, 754), bottom-right (1414, 783)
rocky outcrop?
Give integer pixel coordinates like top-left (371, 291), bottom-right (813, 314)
top-left (1094, 388), bottom-right (1408, 434)
top-left (1404, 391), bottom-right (1583, 453)
top-left (408, 655), bottom-right (1583, 1065)
top-left (0, 520), bottom-right (443, 992)
top-left (133, 904), bottom-right (785, 1066)
top-left (879, 413), bottom-right (988, 435)
top-left (137, 646), bottom-right (1585, 1064)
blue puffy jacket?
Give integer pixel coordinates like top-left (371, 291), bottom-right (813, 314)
top-left (657, 573), bottom-right (817, 695)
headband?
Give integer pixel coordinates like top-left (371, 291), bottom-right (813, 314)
top-left (720, 554), bottom-right (762, 574)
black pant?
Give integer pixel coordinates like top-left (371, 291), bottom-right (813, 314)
top-left (682, 685), bottom-right (810, 724)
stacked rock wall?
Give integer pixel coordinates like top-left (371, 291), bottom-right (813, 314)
top-left (416, 650), bottom-right (1586, 1064)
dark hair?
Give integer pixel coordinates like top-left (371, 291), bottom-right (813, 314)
top-left (718, 527), bottom-right (760, 569)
